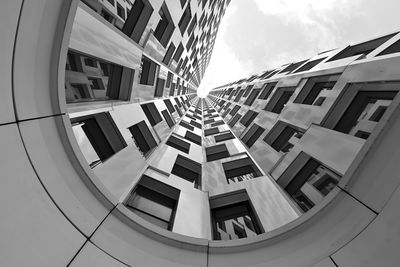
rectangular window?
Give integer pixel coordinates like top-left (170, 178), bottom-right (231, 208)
top-left (129, 120), bottom-right (158, 157)
top-left (141, 102), bottom-right (162, 126)
top-left (122, 0), bottom-right (154, 43)
top-left (204, 127), bottom-right (220, 136)
top-left (293, 57), bottom-right (326, 73)
top-left (377, 39), bottom-right (400, 56)
top-left (161, 109), bottom-right (175, 128)
top-left (278, 60), bottom-right (308, 74)
top-left (163, 43), bottom-right (176, 65)
top-left (117, 3), bottom-right (125, 19)
top-left (184, 131), bottom-right (202, 145)
top-left (71, 112), bottom-right (127, 165)
top-left (327, 33), bottom-right (396, 62)
top-left (240, 110), bottom-right (259, 128)
top-left (264, 122), bottom-right (304, 153)
top-left (125, 175), bottom-right (179, 230)
top-left (294, 75), bottom-right (339, 105)
top-left (179, 120), bottom-right (194, 131)
top-left (206, 144), bottom-right (230, 162)
top-left (163, 99), bottom-right (175, 113)
top-left (228, 114), bottom-right (242, 128)
top-left (166, 135), bottom-right (190, 153)
top-left (233, 89), bottom-right (245, 102)
top-left (243, 85), bottom-right (254, 98)
top-left (244, 89), bottom-right (261, 106)
top-left (154, 78), bottom-right (165, 97)
top-left (229, 105), bottom-right (241, 116)
top-left (215, 131), bottom-right (235, 143)
top-left (178, 4), bottom-right (192, 34)
top-left (154, 2), bottom-right (175, 47)
top-left (258, 83), bottom-right (277, 100)
top-left (210, 190), bottom-right (264, 240)
top-left (140, 56), bottom-right (158, 85)
top-left (190, 120), bottom-right (202, 129)
top-left (241, 124), bottom-right (265, 148)
top-left (173, 43), bottom-right (184, 62)
top-left (211, 120), bottom-right (225, 127)
top-left (223, 157), bottom-right (262, 184)
top-left (263, 87), bottom-right (295, 114)
top-left (171, 155), bottom-right (202, 188)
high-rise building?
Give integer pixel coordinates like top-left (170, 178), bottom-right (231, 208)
top-left (2, 0), bottom-right (400, 266)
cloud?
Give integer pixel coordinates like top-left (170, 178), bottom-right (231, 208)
top-left (197, 5), bottom-right (252, 97)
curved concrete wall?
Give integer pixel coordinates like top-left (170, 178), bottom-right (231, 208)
top-left (1, 1), bottom-right (400, 266)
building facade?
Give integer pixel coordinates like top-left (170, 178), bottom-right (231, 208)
top-left (2, 0), bottom-right (400, 266)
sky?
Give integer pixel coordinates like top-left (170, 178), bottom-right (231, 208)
top-left (197, 0), bottom-right (400, 97)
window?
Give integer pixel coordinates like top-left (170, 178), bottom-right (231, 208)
top-left (377, 39), bottom-right (400, 56)
top-left (166, 135), bottom-right (190, 153)
top-left (128, 120), bottom-right (158, 156)
top-left (163, 99), bottom-right (175, 113)
top-left (154, 2), bottom-right (175, 47)
top-left (206, 144), bottom-right (230, 162)
top-left (187, 15), bottom-right (197, 35)
top-left (71, 112), bottom-right (127, 164)
top-left (264, 122), bottom-right (304, 153)
top-left (240, 110), bottom-right (258, 128)
top-left (233, 89), bottom-right (245, 102)
top-left (173, 43), bottom-right (184, 62)
top-left (211, 120), bottom-right (225, 127)
top-left (293, 58), bottom-right (326, 73)
top-left (171, 155), bottom-right (202, 188)
top-left (117, 3), bottom-right (125, 19)
top-left (215, 131), bottom-right (235, 143)
top-left (263, 87), bottom-right (295, 114)
top-left (278, 154), bottom-right (341, 212)
top-left (179, 121), bottom-right (194, 131)
top-left (204, 127), bottom-right (219, 136)
top-left (210, 190), bottom-right (264, 240)
top-left (141, 102), bottom-right (162, 126)
top-left (88, 77), bottom-right (104, 90)
top-left (184, 131), bottom-right (201, 145)
top-left (294, 75), bottom-right (339, 105)
top-left (175, 105), bottom-right (183, 116)
top-left (228, 114), bottom-right (242, 128)
top-left (122, 0), bottom-right (154, 43)
top-left (278, 59), bottom-right (308, 74)
top-left (84, 57), bottom-right (96, 67)
top-left (125, 175), bottom-right (179, 230)
top-left (140, 56), bottom-right (158, 86)
top-left (244, 89), bottom-right (261, 106)
top-left (154, 78), bottom-right (165, 97)
top-left (166, 72), bottom-right (173, 88)
top-left (229, 105), bottom-right (241, 116)
top-left (190, 120), bottom-right (202, 129)
top-left (241, 124), bottom-right (265, 148)
top-left (204, 118), bottom-right (215, 125)
top-left (107, 0), bottom-right (115, 6)
top-left (223, 157), bottom-right (262, 184)
top-left (161, 109), bottom-right (175, 128)
top-left (163, 44), bottom-right (175, 65)
top-left (178, 4), bottom-right (192, 34)
top-left (327, 33), bottom-right (396, 62)
top-left (258, 83), bottom-right (277, 100)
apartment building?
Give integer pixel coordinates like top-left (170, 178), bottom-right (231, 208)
top-left (2, 0), bottom-right (400, 266)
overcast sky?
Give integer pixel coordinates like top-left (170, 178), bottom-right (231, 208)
top-left (197, 0), bottom-right (400, 97)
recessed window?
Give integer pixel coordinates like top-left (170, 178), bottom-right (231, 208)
top-left (211, 120), bottom-right (225, 127)
top-left (294, 75), bottom-right (339, 105)
top-left (125, 175), bottom-right (179, 230)
top-left (71, 112), bottom-right (127, 165)
top-left (205, 127), bottom-right (220, 136)
top-left (229, 105), bottom-right (241, 116)
top-left (161, 109), bottom-right (175, 128)
top-left (171, 155), bottom-right (202, 188)
top-left (278, 59), bottom-right (308, 74)
top-left (264, 121), bottom-right (304, 153)
top-left (210, 190), bottom-right (264, 240)
top-left (327, 33), bottom-right (396, 62)
top-left (184, 131), bottom-right (202, 145)
top-left (179, 120), bottom-right (194, 131)
top-left (377, 39), bottom-right (400, 56)
top-left (190, 120), bottom-right (202, 129)
top-left (241, 124), bottom-right (265, 148)
top-left (223, 157), bottom-right (262, 184)
top-left (154, 78), bottom-right (165, 97)
top-left (154, 2), bottom-right (175, 47)
top-left (166, 135), bottom-right (190, 153)
top-left (140, 56), bottom-right (158, 86)
top-left (117, 3), bottom-right (125, 19)
top-left (258, 83), bottom-right (277, 100)
top-left (244, 89), bottom-right (261, 106)
top-left (263, 87), bottom-right (295, 114)
top-left (163, 99), bottom-right (175, 113)
top-left (233, 89), bottom-right (245, 102)
top-left (163, 44), bottom-right (176, 65)
top-left (84, 57), bottom-right (96, 67)
top-left (293, 57), bottom-right (326, 73)
top-left (243, 85), bottom-right (254, 98)
top-left (206, 144), bottom-right (230, 162)
top-left (178, 4), bottom-right (192, 34)
top-left (228, 114), bottom-right (242, 128)
top-left (141, 102), bottom-right (162, 126)
top-left (278, 155), bottom-right (341, 212)
top-left (128, 120), bottom-right (158, 157)
top-left (215, 131), bottom-right (235, 143)
top-left (240, 110), bottom-right (259, 128)
top-left (122, 0), bottom-right (154, 43)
